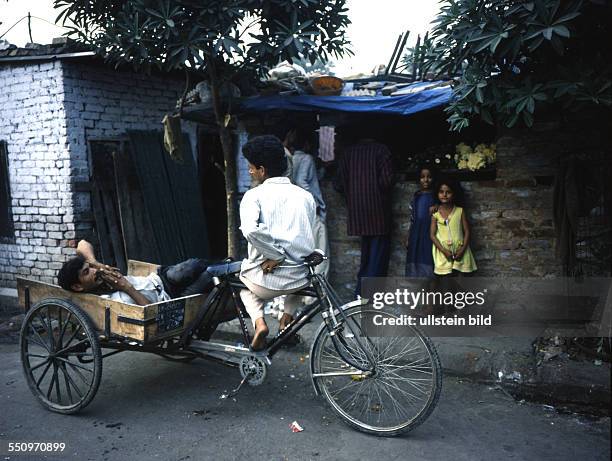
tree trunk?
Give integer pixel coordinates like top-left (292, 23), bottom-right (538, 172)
top-left (208, 61), bottom-right (240, 258)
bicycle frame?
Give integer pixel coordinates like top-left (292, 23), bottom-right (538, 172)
top-left (190, 265), bottom-right (377, 373)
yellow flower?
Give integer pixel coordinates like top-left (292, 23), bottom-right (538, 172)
top-left (457, 158), bottom-right (469, 170)
top-left (467, 152), bottom-right (486, 171)
top-left (455, 142), bottom-right (472, 156)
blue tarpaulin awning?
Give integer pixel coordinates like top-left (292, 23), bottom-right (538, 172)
top-left (239, 81), bottom-right (453, 116)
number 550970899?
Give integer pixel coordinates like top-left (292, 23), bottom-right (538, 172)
top-left (8, 442), bottom-right (66, 452)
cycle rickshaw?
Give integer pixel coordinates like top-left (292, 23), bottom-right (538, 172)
top-left (17, 253), bottom-right (442, 436)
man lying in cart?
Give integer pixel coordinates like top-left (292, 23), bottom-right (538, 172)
top-left (57, 240), bottom-right (213, 306)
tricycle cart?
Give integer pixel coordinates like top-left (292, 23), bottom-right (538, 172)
top-left (18, 256), bottom-right (442, 437)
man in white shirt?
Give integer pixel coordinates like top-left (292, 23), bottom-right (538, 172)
top-left (239, 135), bottom-right (317, 350)
top-left (57, 240), bottom-right (213, 306)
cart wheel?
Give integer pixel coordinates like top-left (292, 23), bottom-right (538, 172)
top-left (20, 298), bottom-right (102, 414)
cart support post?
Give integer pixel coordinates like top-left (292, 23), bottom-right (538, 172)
top-left (104, 306), bottom-right (111, 338)
top-left (24, 287), bottom-right (30, 313)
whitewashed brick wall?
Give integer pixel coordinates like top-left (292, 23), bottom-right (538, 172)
top-left (0, 59), bottom-right (197, 288)
top-left (0, 61), bottom-right (71, 286)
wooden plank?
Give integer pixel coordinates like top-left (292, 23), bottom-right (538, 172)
top-left (127, 260), bottom-right (160, 277)
top-left (115, 144), bottom-right (161, 264)
top-left (127, 131), bottom-right (185, 265)
top-left (391, 30), bottom-right (410, 74)
top-left (161, 133), bottom-right (209, 259)
top-left (385, 33), bottom-right (403, 76)
top-left (99, 185), bottom-right (127, 273)
top-left (90, 184), bottom-right (113, 265)
top-left (16, 277), bottom-right (147, 341)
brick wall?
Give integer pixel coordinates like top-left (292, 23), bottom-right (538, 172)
top-left (0, 61), bottom-right (70, 286)
top-left (0, 59), bottom-right (196, 288)
top-left (324, 127), bottom-right (577, 296)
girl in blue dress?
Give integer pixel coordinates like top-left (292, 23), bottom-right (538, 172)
top-left (405, 167), bottom-right (436, 277)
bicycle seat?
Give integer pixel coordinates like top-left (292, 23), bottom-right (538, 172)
top-left (303, 249), bottom-right (327, 267)
top-left (206, 260), bottom-right (242, 276)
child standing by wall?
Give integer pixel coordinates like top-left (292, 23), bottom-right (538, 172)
top-left (405, 167), bottom-right (436, 278)
top-left (430, 178), bottom-right (477, 276)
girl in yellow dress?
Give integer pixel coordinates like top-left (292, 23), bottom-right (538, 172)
top-left (430, 179), bottom-right (477, 275)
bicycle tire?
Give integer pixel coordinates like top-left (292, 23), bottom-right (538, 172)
top-left (311, 307), bottom-right (442, 436)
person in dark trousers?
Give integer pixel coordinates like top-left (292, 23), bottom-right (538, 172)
top-left (336, 136), bottom-right (394, 297)
top-left (57, 240), bottom-right (213, 306)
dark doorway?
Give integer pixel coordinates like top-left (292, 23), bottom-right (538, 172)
top-left (198, 127), bottom-right (227, 259)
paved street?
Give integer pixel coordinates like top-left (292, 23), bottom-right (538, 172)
top-left (0, 339), bottom-right (609, 461)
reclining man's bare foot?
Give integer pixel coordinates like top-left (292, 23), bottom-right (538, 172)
top-left (251, 318), bottom-right (269, 351)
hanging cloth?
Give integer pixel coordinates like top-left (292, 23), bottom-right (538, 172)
top-left (162, 113), bottom-right (184, 163)
top-left (318, 126), bottom-right (335, 162)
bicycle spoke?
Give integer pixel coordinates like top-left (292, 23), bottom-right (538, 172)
top-left (62, 359), bottom-right (92, 386)
top-left (26, 353), bottom-right (49, 359)
top-left (57, 308), bottom-right (63, 349)
top-left (46, 365), bottom-right (57, 399)
top-left (378, 375), bottom-right (426, 406)
top-left (45, 307), bottom-right (56, 351)
top-left (382, 374), bottom-right (432, 396)
top-left (56, 356), bottom-right (93, 374)
top-left (29, 321), bottom-right (50, 352)
top-left (375, 378), bottom-right (413, 421)
top-left (62, 324), bottom-right (83, 350)
top-left (57, 312), bottom-right (73, 350)
top-left (30, 358), bottom-right (50, 372)
top-left (55, 339), bottom-right (89, 357)
top-left (54, 363), bottom-right (61, 403)
top-left (61, 362), bottom-right (84, 399)
top-left (25, 335), bottom-right (50, 351)
top-left (36, 361), bottom-right (53, 388)
top-left (58, 363), bottom-right (75, 404)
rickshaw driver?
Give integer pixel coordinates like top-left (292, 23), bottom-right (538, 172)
top-left (239, 135), bottom-right (317, 351)
top-left (57, 240), bottom-right (213, 306)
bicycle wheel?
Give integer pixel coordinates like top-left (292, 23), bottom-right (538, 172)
top-left (311, 307), bottom-right (442, 436)
top-left (20, 298), bottom-right (102, 414)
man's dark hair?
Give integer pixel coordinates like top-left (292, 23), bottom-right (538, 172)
top-left (242, 135), bottom-right (287, 177)
top-left (293, 129), bottom-right (316, 152)
top-left (57, 255), bottom-right (86, 291)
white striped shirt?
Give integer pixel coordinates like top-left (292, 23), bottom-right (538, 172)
top-left (239, 177), bottom-right (316, 290)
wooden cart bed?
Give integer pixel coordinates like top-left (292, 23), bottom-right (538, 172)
top-left (16, 260), bottom-right (206, 344)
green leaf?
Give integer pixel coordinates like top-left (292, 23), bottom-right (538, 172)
top-left (543, 27), bottom-right (553, 40)
top-left (553, 25), bottom-right (570, 38)
top-left (489, 35), bottom-right (503, 53)
top-left (553, 11), bottom-right (581, 25)
top-left (506, 112), bottom-right (519, 128)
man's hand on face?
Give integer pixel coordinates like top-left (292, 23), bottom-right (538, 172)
top-left (99, 271), bottom-right (134, 292)
top-left (90, 261), bottom-right (120, 273)
top-left (261, 259), bottom-right (281, 274)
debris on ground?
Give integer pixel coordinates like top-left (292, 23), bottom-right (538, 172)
top-left (290, 421), bottom-right (304, 433)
